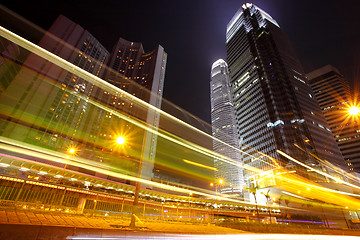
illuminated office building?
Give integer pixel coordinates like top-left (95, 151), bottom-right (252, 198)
top-left (225, 3), bottom-right (345, 186)
top-left (0, 40), bottom-right (21, 94)
top-left (307, 65), bottom-right (360, 172)
top-left (0, 15), bottom-right (110, 154)
top-left (210, 59), bottom-right (244, 193)
top-left (0, 15), bottom-right (166, 183)
top-left (104, 38), bottom-right (167, 182)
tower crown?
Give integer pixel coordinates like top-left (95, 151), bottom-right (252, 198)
top-left (226, 3), bottom-right (279, 42)
top-left (211, 59), bottom-right (228, 78)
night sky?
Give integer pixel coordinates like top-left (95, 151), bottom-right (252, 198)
top-left (2, 0), bottom-right (360, 123)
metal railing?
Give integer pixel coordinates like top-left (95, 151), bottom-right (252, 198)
top-left (0, 174), bottom-right (277, 224)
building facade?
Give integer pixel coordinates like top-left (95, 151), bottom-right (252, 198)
top-left (0, 15), bottom-right (110, 154)
top-left (307, 65), bottom-right (360, 173)
top-left (104, 37), bottom-right (167, 182)
top-left (0, 15), bottom-right (166, 184)
top-left (225, 3), bottom-right (345, 187)
top-left (210, 59), bottom-right (244, 193)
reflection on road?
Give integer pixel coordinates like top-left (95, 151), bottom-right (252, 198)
top-left (68, 233), bottom-right (360, 240)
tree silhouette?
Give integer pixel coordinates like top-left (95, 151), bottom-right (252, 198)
top-left (247, 184), bottom-right (260, 222)
top-left (262, 189), bottom-right (272, 223)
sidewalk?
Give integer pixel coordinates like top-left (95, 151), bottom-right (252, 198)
top-left (0, 209), bottom-right (246, 234)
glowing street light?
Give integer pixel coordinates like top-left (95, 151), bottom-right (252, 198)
top-left (211, 178), bottom-right (224, 196)
top-left (59, 146), bottom-right (78, 183)
top-left (116, 136), bottom-right (126, 145)
top-left (67, 145), bottom-right (78, 156)
top-left (68, 148), bottom-right (76, 154)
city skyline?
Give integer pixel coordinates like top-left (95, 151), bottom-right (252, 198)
top-left (0, 1), bottom-right (360, 236)
top-left (1, 0), bottom-right (359, 123)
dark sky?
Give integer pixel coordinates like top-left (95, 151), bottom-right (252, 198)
top-left (2, 0), bottom-right (360, 123)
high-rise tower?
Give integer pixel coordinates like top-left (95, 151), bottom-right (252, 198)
top-left (0, 15), bottom-right (110, 153)
top-left (210, 59), bottom-right (244, 193)
top-left (0, 14), bottom-right (167, 184)
top-left (307, 65), bottom-right (360, 173)
top-left (105, 38), bottom-right (167, 182)
top-left (225, 3), bottom-right (346, 186)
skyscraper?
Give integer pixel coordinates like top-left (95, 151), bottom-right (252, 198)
top-left (105, 38), bottom-right (167, 182)
top-left (0, 14), bottom-right (166, 183)
top-left (307, 65), bottom-right (360, 173)
top-left (0, 15), bottom-right (110, 154)
top-left (225, 3), bottom-right (346, 186)
top-left (210, 59), bottom-right (244, 193)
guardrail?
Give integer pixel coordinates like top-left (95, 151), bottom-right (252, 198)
top-left (0, 173), bottom-right (278, 224)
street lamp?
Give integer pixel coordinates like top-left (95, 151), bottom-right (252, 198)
top-left (68, 148), bottom-right (76, 154)
top-left (114, 134), bottom-right (143, 228)
top-left (59, 146), bottom-right (77, 183)
top-left (211, 178), bottom-right (224, 196)
top-left (129, 130), bottom-right (148, 228)
top-left (116, 136), bottom-right (126, 145)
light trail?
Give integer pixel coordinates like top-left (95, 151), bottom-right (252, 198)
top-left (277, 150), bottom-right (360, 191)
top-left (67, 234), bottom-right (360, 240)
top-left (183, 159), bottom-right (218, 171)
top-left (1, 25), bottom-right (357, 211)
top-left (277, 175), bottom-right (360, 208)
top-left (0, 26), bottom-right (259, 172)
top-left (0, 25), bottom-right (261, 177)
top-left (294, 143), bottom-right (360, 184)
top-left (0, 136), bottom-right (253, 204)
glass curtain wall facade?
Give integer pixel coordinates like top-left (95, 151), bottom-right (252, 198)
top-left (0, 14), bottom-right (167, 184)
top-left (210, 59), bottom-right (244, 194)
top-left (0, 15), bottom-right (110, 157)
top-left (307, 65), bottom-right (360, 173)
top-left (105, 38), bottom-right (167, 182)
top-left (225, 3), bottom-right (345, 186)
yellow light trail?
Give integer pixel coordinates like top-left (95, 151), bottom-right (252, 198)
top-left (0, 25), bottom-right (267, 178)
top-left (280, 175), bottom-right (360, 198)
top-left (277, 150), bottom-right (360, 190)
top-left (0, 26), bottom-right (258, 170)
top-left (3, 25), bottom-right (356, 211)
top-left (294, 143), bottom-right (360, 184)
top-left (183, 159), bottom-right (218, 171)
top-left (0, 136), bottom-right (253, 205)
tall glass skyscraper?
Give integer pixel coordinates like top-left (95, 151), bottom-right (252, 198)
top-left (225, 3), bottom-right (346, 186)
top-left (210, 59), bottom-right (244, 193)
top-left (105, 38), bottom-right (167, 182)
top-left (307, 65), bottom-right (360, 173)
top-left (0, 14), bottom-right (167, 184)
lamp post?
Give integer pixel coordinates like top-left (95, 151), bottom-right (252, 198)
top-left (59, 146), bottom-right (77, 183)
top-left (128, 132), bottom-right (148, 228)
top-left (210, 178), bottom-right (224, 196)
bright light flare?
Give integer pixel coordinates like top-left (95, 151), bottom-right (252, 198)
top-left (67, 147), bottom-right (77, 155)
top-left (348, 105), bottom-right (360, 116)
top-left (116, 136), bottom-right (126, 145)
